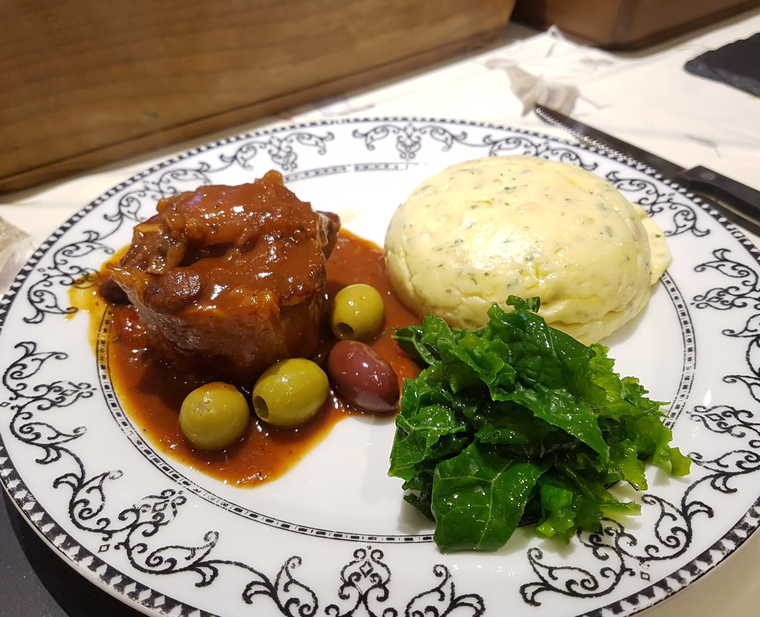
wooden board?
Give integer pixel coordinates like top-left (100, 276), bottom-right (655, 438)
top-left (513, 0), bottom-right (760, 49)
top-left (2, 0), bottom-right (515, 193)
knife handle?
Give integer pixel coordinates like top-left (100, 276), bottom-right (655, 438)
top-left (677, 166), bottom-right (760, 223)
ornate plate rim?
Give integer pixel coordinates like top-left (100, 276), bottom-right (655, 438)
top-left (1, 116), bottom-right (759, 617)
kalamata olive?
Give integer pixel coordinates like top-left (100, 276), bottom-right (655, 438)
top-left (252, 358), bottom-right (329, 428)
top-left (179, 382), bottom-right (250, 450)
top-left (331, 283), bottom-right (385, 341)
top-left (327, 341), bottom-right (399, 412)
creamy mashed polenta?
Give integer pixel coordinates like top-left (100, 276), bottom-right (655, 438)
top-left (384, 156), bottom-right (670, 343)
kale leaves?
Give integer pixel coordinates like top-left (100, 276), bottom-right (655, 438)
top-left (389, 297), bottom-right (690, 552)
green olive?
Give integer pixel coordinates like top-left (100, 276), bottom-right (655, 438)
top-left (252, 359), bottom-right (329, 428)
top-left (331, 283), bottom-right (385, 341)
top-left (179, 382), bottom-right (250, 450)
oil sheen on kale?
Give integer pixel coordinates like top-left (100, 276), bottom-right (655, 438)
top-left (389, 296), bottom-right (690, 552)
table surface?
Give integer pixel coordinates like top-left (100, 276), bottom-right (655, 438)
top-left (2, 9), bottom-right (760, 617)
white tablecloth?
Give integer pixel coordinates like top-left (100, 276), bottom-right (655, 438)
top-left (3, 8), bottom-right (760, 616)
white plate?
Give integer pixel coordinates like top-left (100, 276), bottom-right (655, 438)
top-left (1, 118), bottom-right (759, 617)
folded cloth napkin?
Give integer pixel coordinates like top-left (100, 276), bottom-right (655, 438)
top-left (501, 65), bottom-right (581, 115)
top-left (0, 217), bottom-right (33, 294)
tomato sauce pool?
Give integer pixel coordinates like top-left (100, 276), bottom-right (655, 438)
top-left (71, 230), bottom-right (419, 487)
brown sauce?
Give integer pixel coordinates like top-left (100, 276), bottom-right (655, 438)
top-left (71, 230), bottom-right (418, 487)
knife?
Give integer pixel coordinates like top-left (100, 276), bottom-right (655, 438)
top-left (534, 104), bottom-right (760, 236)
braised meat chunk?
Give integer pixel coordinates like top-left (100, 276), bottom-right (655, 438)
top-left (108, 170), bottom-right (340, 382)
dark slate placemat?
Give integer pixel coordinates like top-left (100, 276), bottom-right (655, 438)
top-left (684, 33), bottom-right (760, 96)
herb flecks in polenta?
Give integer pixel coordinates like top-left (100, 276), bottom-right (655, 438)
top-left (384, 156), bottom-right (672, 344)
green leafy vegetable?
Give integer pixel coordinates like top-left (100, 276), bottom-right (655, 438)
top-left (432, 443), bottom-right (546, 551)
top-left (389, 296), bottom-right (690, 552)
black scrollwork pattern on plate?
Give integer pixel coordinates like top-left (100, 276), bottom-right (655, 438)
top-left (352, 122), bottom-right (469, 160)
top-left (480, 134), bottom-right (598, 170)
top-left (326, 547), bottom-right (394, 617)
top-left (405, 563), bottom-right (485, 617)
top-left (2, 119), bottom-right (758, 617)
top-left (605, 171), bottom-right (709, 237)
top-left (693, 248), bottom-right (760, 311)
top-left (521, 532), bottom-right (636, 606)
top-left (690, 406), bottom-right (760, 448)
top-left (519, 482), bottom-right (714, 606)
top-left (519, 439), bottom-right (760, 606)
top-left (24, 232), bottom-right (115, 325)
top-left (323, 546), bottom-right (484, 617)
top-left (4, 341), bottom-right (92, 464)
top-left (1, 342), bottom-right (482, 615)
top-left (520, 244), bottom-right (760, 607)
top-left (690, 249), bottom-right (760, 444)
top-left (218, 131), bottom-right (335, 171)
top-left (350, 121), bottom-right (598, 170)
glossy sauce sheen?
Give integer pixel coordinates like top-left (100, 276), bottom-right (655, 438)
top-left (108, 172), bottom-right (340, 382)
top-left (75, 231), bottom-right (418, 487)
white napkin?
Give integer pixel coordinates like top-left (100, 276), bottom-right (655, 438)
top-left (0, 217), bottom-right (33, 294)
top-left (499, 64), bottom-right (580, 115)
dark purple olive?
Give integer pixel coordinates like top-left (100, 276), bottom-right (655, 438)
top-left (327, 340), bottom-right (399, 413)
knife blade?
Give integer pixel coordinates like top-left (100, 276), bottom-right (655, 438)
top-left (534, 104), bottom-right (760, 237)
